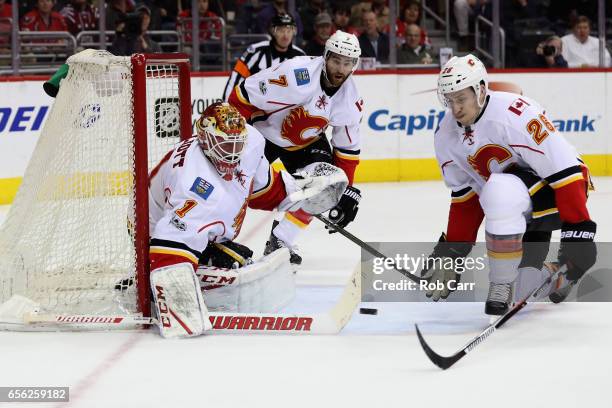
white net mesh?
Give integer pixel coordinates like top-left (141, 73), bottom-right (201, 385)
top-left (0, 51), bottom-right (187, 319)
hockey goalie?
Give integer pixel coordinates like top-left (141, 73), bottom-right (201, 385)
top-left (147, 102), bottom-right (348, 338)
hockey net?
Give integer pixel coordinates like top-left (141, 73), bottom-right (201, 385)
top-left (0, 50), bottom-right (192, 327)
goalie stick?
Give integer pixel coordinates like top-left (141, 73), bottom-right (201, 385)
top-left (0, 263), bottom-right (361, 334)
top-left (314, 214), bottom-right (425, 284)
top-left (415, 265), bottom-right (568, 370)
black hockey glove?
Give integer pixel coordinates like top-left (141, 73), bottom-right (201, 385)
top-left (327, 185), bottom-right (361, 233)
top-left (422, 233), bottom-right (473, 301)
top-left (199, 241), bottom-right (254, 269)
top-left (558, 220), bottom-right (597, 281)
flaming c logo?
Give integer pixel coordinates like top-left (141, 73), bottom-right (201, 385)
top-left (280, 106), bottom-right (329, 146)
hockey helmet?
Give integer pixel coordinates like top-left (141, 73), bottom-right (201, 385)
top-left (196, 102), bottom-right (248, 181)
top-left (324, 30), bottom-right (361, 73)
top-left (437, 54), bottom-right (488, 107)
top-left (270, 13), bottom-right (296, 29)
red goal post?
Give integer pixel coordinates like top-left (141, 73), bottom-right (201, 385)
top-left (0, 50), bottom-right (192, 327)
top-left (132, 53), bottom-right (192, 317)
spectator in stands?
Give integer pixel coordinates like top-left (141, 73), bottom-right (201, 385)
top-left (348, 0), bottom-right (388, 33)
top-left (178, 0), bottom-right (222, 42)
top-left (358, 10), bottom-right (388, 63)
top-left (561, 15), bottom-right (611, 67)
top-left (370, 0), bottom-right (388, 32)
top-left (110, 4), bottom-right (161, 55)
top-left (398, 23), bottom-right (435, 64)
top-left (222, 13), bottom-right (305, 100)
top-left (60, 0), bottom-right (98, 36)
top-left (106, 0), bottom-right (133, 31)
top-left (533, 35), bottom-right (568, 68)
top-left (350, 0), bottom-right (371, 32)
top-left (138, 0), bottom-right (164, 31)
top-left (396, 1), bottom-right (429, 47)
top-left (0, 0), bottom-right (12, 18)
top-left (256, 0), bottom-right (303, 40)
top-left (331, 3), bottom-right (358, 36)
top-left (299, 0), bottom-right (328, 43)
top-left (20, 0), bottom-right (67, 31)
top-left (303, 11), bottom-right (332, 56)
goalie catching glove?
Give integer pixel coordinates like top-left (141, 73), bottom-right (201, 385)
top-left (279, 162), bottom-right (348, 214)
top-left (421, 233), bottom-right (473, 301)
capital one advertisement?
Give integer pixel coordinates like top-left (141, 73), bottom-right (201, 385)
top-left (0, 71), bottom-right (609, 196)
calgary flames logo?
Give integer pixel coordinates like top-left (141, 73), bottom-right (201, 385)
top-left (280, 106), bottom-right (329, 147)
top-left (467, 144), bottom-right (513, 180)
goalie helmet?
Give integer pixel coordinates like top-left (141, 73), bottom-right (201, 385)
top-left (324, 30), bottom-right (361, 73)
top-left (196, 102), bottom-right (248, 181)
top-left (437, 54), bottom-right (488, 107)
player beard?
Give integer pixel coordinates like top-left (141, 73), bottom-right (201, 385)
top-left (323, 71), bottom-right (348, 88)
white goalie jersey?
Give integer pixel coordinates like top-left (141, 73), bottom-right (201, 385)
top-left (148, 125), bottom-right (278, 270)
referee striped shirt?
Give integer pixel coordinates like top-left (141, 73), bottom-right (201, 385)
top-left (222, 40), bottom-right (306, 101)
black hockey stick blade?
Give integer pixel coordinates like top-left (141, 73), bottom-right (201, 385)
top-left (415, 324), bottom-right (465, 370)
top-left (415, 265), bottom-right (570, 370)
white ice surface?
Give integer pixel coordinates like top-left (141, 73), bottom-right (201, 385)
top-left (0, 178), bottom-right (611, 408)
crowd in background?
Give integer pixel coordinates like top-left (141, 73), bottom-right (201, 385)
top-left (0, 0), bottom-right (610, 69)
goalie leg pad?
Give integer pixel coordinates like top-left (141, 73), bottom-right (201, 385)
top-left (151, 263), bottom-right (212, 338)
top-left (195, 248), bottom-right (295, 313)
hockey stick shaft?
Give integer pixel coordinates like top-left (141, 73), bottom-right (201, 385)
top-left (22, 309), bottom-right (347, 334)
top-left (314, 214), bottom-right (424, 284)
top-left (415, 265), bottom-right (567, 369)
top-left (14, 263), bottom-right (361, 334)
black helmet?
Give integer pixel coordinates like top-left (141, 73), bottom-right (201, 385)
top-left (270, 13), bottom-right (296, 29)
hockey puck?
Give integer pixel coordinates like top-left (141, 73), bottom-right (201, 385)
top-left (359, 307), bottom-right (378, 315)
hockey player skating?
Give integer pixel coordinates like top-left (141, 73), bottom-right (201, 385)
top-left (423, 55), bottom-right (597, 315)
top-left (228, 30), bottom-right (363, 265)
top-left (148, 103), bottom-right (348, 337)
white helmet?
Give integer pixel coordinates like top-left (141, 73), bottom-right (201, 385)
top-left (437, 54), bottom-right (488, 107)
top-left (324, 30), bottom-right (361, 72)
top-left (196, 102), bottom-right (248, 181)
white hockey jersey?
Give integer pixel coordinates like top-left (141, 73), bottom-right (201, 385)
top-left (435, 91), bottom-right (582, 197)
top-left (148, 124), bottom-right (276, 268)
top-left (230, 56), bottom-right (363, 152)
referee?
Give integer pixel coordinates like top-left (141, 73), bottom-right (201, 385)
top-left (222, 14), bottom-right (305, 101)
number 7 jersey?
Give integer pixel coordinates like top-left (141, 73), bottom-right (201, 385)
top-left (228, 56), bottom-right (363, 183)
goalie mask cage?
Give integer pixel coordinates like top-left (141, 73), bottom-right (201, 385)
top-left (0, 51), bottom-right (192, 327)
